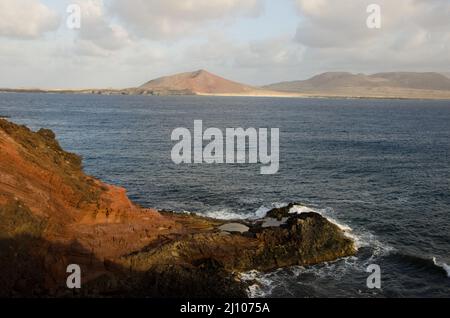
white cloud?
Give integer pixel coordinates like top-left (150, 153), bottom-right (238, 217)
top-left (1, 0), bottom-right (449, 88)
top-left (293, 0), bottom-right (450, 47)
top-left (73, 0), bottom-right (131, 52)
top-left (0, 0), bottom-right (60, 38)
top-left (292, 0), bottom-right (450, 72)
top-left (109, 0), bottom-right (264, 39)
top-left (236, 37), bottom-right (305, 68)
top-left (180, 34), bottom-right (306, 85)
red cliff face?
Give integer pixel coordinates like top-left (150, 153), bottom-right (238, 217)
top-left (0, 119), bottom-right (178, 254)
top-left (0, 119), bottom-right (184, 295)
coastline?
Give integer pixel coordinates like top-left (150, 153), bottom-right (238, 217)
top-left (0, 118), bottom-right (356, 297)
top-left (2, 88), bottom-right (450, 100)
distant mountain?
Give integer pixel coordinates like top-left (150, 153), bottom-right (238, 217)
top-left (3, 70), bottom-right (450, 99)
top-left (139, 69), bottom-right (255, 95)
top-left (370, 72), bottom-right (450, 90)
top-left (265, 72), bottom-right (379, 91)
top-left (264, 72), bottom-right (450, 99)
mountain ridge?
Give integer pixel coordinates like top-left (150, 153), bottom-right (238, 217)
top-left (264, 71), bottom-right (450, 98)
top-left (2, 70), bottom-right (450, 99)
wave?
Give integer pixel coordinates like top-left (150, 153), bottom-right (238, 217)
top-left (203, 208), bottom-right (250, 220)
top-left (237, 202), bottom-right (398, 297)
top-left (433, 258), bottom-right (450, 278)
top-left (202, 202), bottom-right (290, 221)
top-left (287, 204), bottom-right (394, 257)
top-left (289, 204), bottom-right (354, 236)
top-left (203, 202), bottom-right (394, 256)
top-left (385, 253), bottom-right (450, 279)
top-left (202, 202), bottom-right (400, 297)
top-left (235, 203), bottom-right (449, 298)
top-left (240, 256), bottom-right (361, 298)
top-left (240, 270), bottom-right (277, 298)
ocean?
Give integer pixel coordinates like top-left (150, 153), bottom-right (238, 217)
top-left (1, 92), bottom-right (449, 297)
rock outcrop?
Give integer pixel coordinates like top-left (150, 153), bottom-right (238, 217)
top-left (0, 119), bottom-right (356, 297)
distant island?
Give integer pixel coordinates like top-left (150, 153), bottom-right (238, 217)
top-left (2, 70), bottom-right (450, 100)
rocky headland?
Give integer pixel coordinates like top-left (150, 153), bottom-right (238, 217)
top-left (0, 119), bottom-right (356, 297)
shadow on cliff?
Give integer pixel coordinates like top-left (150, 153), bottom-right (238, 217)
top-left (0, 234), bottom-right (247, 298)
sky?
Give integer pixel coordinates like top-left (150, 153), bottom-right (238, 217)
top-left (0, 0), bottom-right (449, 89)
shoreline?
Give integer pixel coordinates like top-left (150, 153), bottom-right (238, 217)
top-left (0, 118), bottom-right (356, 297)
top-left (1, 88), bottom-right (450, 101)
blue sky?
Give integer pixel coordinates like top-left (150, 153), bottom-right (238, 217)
top-left (0, 0), bottom-right (449, 88)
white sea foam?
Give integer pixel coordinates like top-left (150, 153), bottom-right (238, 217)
top-left (251, 205), bottom-right (272, 220)
top-left (288, 204), bottom-right (360, 248)
top-left (240, 270), bottom-right (276, 298)
top-left (203, 202), bottom-right (394, 297)
top-left (203, 203), bottom-right (393, 256)
top-left (237, 203), bottom-right (395, 298)
top-left (288, 204), bottom-right (346, 228)
top-left (202, 203), bottom-right (394, 259)
top-left (288, 204), bottom-right (395, 257)
top-left (291, 256), bottom-right (360, 280)
top-left (288, 204), bottom-right (316, 214)
top-left (241, 203), bottom-right (398, 298)
top-left (202, 202), bottom-right (286, 221)
top-left (241, 256), bottom-right (363, 298)
top-left (203, 208), bottom-right (249, 220)
top-left (433, 258), bottom-right (450, 278)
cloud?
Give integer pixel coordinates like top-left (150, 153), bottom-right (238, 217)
top-left (186, 35), bottom-right (304, 69)
top-left (0, 0), bottom-right (60, 39)
top-left (292, 0), bottom-right (450, 72)
top-left (72, 0), bottom-right (131, 53)
top-left (235, 37), bottom-right (305, 69)
top-left (109, 0), bottom-right (264, 39)
top-left (181, 34), bottom-right (306, 85)
top-left (293, 0), bottom-right (450, 47)
top-left (1, 0), bottom-right (449, 89)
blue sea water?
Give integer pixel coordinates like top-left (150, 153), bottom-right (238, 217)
top-left (1, 92), bottom-right (449, 297)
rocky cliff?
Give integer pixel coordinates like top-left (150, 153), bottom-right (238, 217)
top-left (0, 119), bottom-right (356, 297)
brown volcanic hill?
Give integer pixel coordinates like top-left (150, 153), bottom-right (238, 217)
top-left (267, 72), bottom-right (384, 91)
top-left (139, 69), bottom-right (255, 94)
top-left (0, 119), bottom-right (355, 297)
top-left (370, 72), bottom-right (450, 90)
top-left (264, 72), bottom-right (450, 99)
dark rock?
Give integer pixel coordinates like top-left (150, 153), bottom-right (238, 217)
top-left (37, 128), bottom-right (56, 140)
top-left (265, 203), bottom-right (296, 220)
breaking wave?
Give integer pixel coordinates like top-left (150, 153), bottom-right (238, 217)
top-left (234, 202), bottom-right (396, 298)
top-left (433, 258), bottom-right (450, 278)
top-left (202, 202), bottom-right (394, 257)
